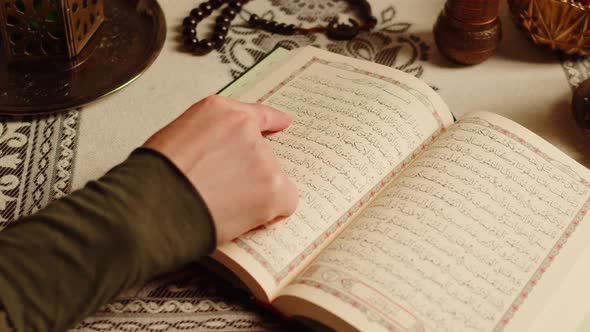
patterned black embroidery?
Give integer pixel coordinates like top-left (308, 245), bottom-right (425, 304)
top-left (269, 0), bottom-right (348, 23)
top-left (219, 25), bottom-right (317, 79)
top-left (326, 32), bottom-right (429, 78)
top-left (218, 6), bottom-right (429, 80)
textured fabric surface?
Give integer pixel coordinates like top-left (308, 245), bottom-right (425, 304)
top-left (0, 111), bottom-right (79, 230)
top-left (1, 0), bottom-right (590, 331)
top-left (0, 149), bottom-right (215, 332)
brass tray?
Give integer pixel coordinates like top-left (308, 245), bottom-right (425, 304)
top-left (0, 0), bottom-right (166, 115)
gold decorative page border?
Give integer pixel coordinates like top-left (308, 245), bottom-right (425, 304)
top-left (234, 56), bottom-right (447, 282)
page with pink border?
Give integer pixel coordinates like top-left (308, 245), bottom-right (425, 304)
top-left (213, 46), bottom-right (455, 300)
top-left (276, 111), bottom-right (590, 332)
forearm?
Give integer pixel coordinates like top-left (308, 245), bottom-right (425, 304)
top-left (0, 149), bottom-right (215, 332)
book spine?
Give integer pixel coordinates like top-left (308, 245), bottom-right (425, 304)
top-left (252, 298), bottom-right (290, 321)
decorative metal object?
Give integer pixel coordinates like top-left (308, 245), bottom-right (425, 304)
top-left (433, 0), bottom-right (502, 65)
top-left (0, 0), bottom-right (104, 62)
top-left (509, 0), bottom-right (590, 55)
top-left (0, 0), bottom-right (166, 115)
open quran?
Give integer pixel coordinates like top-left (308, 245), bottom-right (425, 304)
top-left (210, 46), bottom-right (590, 332)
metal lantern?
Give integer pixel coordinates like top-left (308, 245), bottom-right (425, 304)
top-left (0, 0), bottom-right (104, 62)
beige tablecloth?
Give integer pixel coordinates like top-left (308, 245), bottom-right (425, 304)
top-left (2, 0), bottom-right (590, 331)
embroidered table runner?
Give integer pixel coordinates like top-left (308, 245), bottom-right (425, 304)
top-left (1, 0), bottom-right (590, 331)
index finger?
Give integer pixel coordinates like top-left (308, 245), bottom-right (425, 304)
top-left (224, 98), bottom-right (293, 133)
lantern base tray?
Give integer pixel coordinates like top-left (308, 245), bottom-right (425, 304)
top-left (0, 0), bottom-right (166, 116)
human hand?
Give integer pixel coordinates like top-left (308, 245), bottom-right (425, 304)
top-left (143, 95), bottom-right (298, 245)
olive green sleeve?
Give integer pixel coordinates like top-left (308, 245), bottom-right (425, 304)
top-left (0, 148), bottom-right (216, 332)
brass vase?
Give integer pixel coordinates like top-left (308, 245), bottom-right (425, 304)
top-left (434, 0), bottom-right (503, 65)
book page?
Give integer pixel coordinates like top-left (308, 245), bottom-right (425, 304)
top-left (217, 47), bottom-right (292, 98)
top-left (523, 242), bottom-right (590, 332)
top-left (213, 46), bottom-right (454, 300)
top-left (275, 112), bottom-right (590, 331)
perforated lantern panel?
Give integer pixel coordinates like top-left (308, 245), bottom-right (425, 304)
top-left (0, 0), bottom-right (104, 62)
top-left (62, 0), bottom-right (104, 56)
